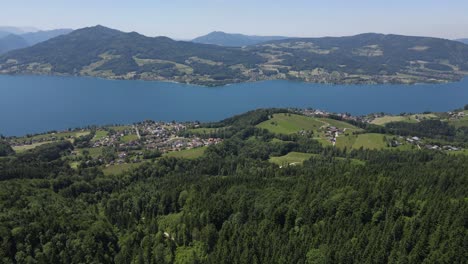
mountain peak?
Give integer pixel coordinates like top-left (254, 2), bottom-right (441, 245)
top-left (192, 31), bottom-right (290, 47)
top-left (71, 25), bottom-right (123, 37)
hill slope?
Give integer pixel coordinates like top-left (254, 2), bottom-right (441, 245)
top-left (455, 38), bottom-right (468, 45)
top-left (0, 29), bottom-right (73, 54)
top-left (0, 25), bottom-right (266, 86)
top-left (192, 31), bottom-right (289, 47)
top-left (1, 27), bottom-right (468, 86)
top-left (0, 34), bottom-right (29, 54)
top-left (20, 28), bottom-right (73, 46)
top-left (247, 33), bottom-right (468, 84)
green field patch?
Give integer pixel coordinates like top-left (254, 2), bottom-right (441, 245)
top-left (120, 134), bottom-right (139, 142)
top-left (269, 152), bottom-right (316, 166)
top-left (13, 131), bottom-right (90, 143)
top-left (448, 114), bottom-right (468, 128)
top-left (13, 141), bottom-right (53, 153)
top-left (335, 135), bottom-right (358, 149)
top-left (79, 147), bottom-right (103, 158)
top-left (70, 161), bottom-right (80, 170)
top-left (371, 116), bottom-right (408, 125)
top-left (270, 151), bottom-right (365, 166)
top-left (320, 118), bottom-right (360, 131)
top-left (372, 114), bottom-right (437, 126)
top-left (107, 125), bottom-right (132, 132)
top-left (257, 113), bottom-right (324, 134)
top-left (352, 133), bottom-right (388, 149)
top-left (449, 149), bottom-right (468, 156)
top-left (92, 130), bottom-right (109, 141)
top-left (188, 127), bottom-right (222, 134)
top-left (102, 163), bottom-right (140, 176)
top-left (164, 146), bottom-right (207, 159)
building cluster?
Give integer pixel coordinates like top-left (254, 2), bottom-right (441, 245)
top-left (136, 121), bottom-right (222, 153)
top-left (402, 136), bottom-right (462, 151)
top-left (448, 111), bottom-right (466, 120)
top-left (298, 108), bottom-right (363, 122)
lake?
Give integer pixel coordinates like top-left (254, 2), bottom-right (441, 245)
top-left (1, 75), bottom-right (468, 136)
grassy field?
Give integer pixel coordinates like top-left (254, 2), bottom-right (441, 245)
top-left (78, 147), bottom-right (103, 158)
top-left (70, 161), bottom-right (80, 170)
top-left (269, 151), bottom-right (365, 166)
top-left (335, 135), bottom-right (358, 149)
top-left (371, 116), bottom-right (408, 125)
top-left (269, 152), bottom-right (316, 166)
top-left (448, 113), bottom-right (468, 128)
top-left (92, 130), bottom-right (109, 141)
top-left (121, 134), bottom-right (139, 142)
top-left (371, 114), bottom-right (437, 126)
top-left (102, 163), bottom-right (140, 176)
top-left (164, 146), bottom-right (207, 159)
top-left (188, 127), bottom-right (221, 134)
top-left (257, 113), bottom-right (324, 134)
top-left (352, 133), bottom-right (388, 149)
top-left (12, 131), bottom-right (90, 143)
top-left (12, 141), bottom-right (53, 153)
top-left (108, 125), bottom-right (132, 132)
top-left (450, 149), bottom-right (468, 156)
top-left (321, 118), bottom-right (360, 131)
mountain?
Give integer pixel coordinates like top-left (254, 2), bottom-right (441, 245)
top-left (0, 29), bottom-right (73, 54)
top-left (192, 31), bottom-right (289, 47)
top-left (20, 29), bottom-right (73, 45)
top-left (455, 38), bottom-right (468, 44)
top-left (0, 25), bottom-right (266, 86)
top-left (1, 26), bottom-right (468, 86)
top-left (0, 34), bottom-right (29, 54)
top-left (0, 26), bottom-right (40, 38)
top-left (245, 33), bottom-right (468, 84)
top-left (0, 26), bottom-right (30, 35)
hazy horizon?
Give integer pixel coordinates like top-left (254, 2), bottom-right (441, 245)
top-left (2, 0), bottom-right (468, 40)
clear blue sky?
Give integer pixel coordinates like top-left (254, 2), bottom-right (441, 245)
top-left (2, 0), bottom-right (468, 39)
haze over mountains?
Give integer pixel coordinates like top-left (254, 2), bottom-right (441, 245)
top-left (192, 31), bottom-right (290, 47)
top-left (0, 27), bottom-right (72, 54)
top-left (1, 25), bottom-right (468, 86)
top-left (456, 38), bottom-right (468, 45)
top-left (0, 26), bottom-right (39, 37)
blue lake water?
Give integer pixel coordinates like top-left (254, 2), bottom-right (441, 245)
top-left (1, 75), bottom-right (468, 136)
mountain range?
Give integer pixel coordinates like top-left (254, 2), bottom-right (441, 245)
top-left (192, 31), bottom-right (289, 47)
top-left (0, 26), bottom-right (39, 38)
top-left (456, 38), bottom-right (468, 45)
top-left (0, 28), bottom-right (73, 54)
top-left (1, 25), bottom-right (468, 86)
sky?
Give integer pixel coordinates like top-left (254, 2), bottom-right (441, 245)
top-left (2, 0), bottom-right (468, 39)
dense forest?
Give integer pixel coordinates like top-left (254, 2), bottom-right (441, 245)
top-left (0, 109), bottom-right (467, 263)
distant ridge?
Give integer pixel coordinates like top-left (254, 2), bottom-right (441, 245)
top-left (455, 38), bottom-right (468, 45)
top-left (192, 31), bottom-right (290, 47)
top-left (21, 29), bottom-right (73, 46)
top-left (0, 34), bottom-right (29, 54)
top-left (0, 28), bottom-right (72, 54)
top-left (1, 25), bottom-right (468, 86)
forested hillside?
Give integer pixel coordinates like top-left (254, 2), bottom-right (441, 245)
top-left (0, 109), bottom-right (467, 263)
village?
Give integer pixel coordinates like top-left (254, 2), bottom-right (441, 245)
top-left (296, 107), bottom-right (466, 151)
top-left (83, 121), bottom-right (223, 166)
